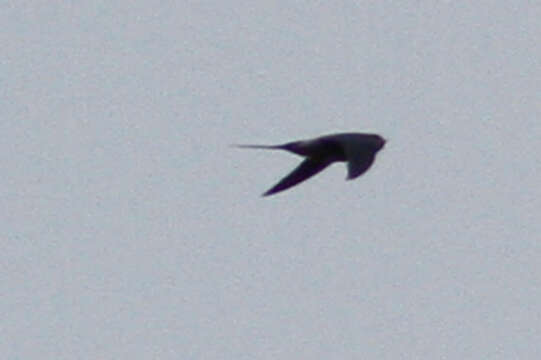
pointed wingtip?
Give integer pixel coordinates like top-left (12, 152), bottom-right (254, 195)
top-left (232, 144), bottom-right (281, 150)
top-left (230, 144), bottom-right (249, 148)
top-left (261, 189), bottom-right (274, 197)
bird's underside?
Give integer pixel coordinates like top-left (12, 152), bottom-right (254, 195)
top-left (235, 132), bottom-right (385, 196)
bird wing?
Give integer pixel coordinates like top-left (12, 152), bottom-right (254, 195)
top-left (346, 152), bottom-right (375, 180)
top-left (263, 158), bottom-right (332, 196)
top-left (321, 134), bottom-right (377, 180)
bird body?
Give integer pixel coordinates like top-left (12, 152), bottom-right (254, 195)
top-left (236, 132), bottom-right (385, 196)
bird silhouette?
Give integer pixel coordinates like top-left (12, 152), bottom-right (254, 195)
top-left (235, 132), bottom-right (385, 196)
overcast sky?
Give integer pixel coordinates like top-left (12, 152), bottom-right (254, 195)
top-left (2, 1), bottom-right (540, 359)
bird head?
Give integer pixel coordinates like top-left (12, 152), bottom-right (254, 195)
top-left (368, 134), bottom-right (386, 151)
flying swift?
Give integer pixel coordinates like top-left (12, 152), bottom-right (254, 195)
top-left (235, 132), bottom-right (386, 196)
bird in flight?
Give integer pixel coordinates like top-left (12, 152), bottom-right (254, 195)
top-left (235, 132), bottom-right (385, 196)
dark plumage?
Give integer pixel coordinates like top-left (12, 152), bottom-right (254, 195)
top-left (235, 132), bottom-right (385, 196)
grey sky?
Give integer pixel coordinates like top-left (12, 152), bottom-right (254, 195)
top-left (2, 1), bottom-right (540, 359)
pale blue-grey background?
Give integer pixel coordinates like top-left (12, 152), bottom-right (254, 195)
top-left (2, 1), bottom-right (540, 359)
